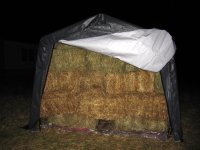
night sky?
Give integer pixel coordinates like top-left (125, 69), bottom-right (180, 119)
top-left (0, 1), bottom-right (198, 91)
top-left (1, 2), bottom-right (178, 43)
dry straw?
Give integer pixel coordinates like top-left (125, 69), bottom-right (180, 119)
top-left (86, 51), bottom-right (125, 73)
top-left (41, 42), bottom-right (168, 132)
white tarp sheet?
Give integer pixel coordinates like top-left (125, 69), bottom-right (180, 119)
top-left (59, 28), bottom-right (175, 72)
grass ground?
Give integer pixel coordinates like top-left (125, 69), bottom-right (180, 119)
top-left (0, 73), bottom-right (200, 150)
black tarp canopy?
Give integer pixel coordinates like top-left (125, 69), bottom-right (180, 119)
top-left (26, 14), bottom-right (182, 142)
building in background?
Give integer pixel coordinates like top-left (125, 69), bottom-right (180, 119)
top-left (0, 40), bottom-right (37, 70)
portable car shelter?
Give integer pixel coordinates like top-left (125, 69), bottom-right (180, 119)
top-left (26, 14), bottom-right (182, 141)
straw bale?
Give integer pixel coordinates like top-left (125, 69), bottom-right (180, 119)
top-left (105, 72), bottom-right (137, 95)
top-left (41, 91), bottom-right (81, 117)
top-left (86, 51), bottom-right (125, 73)
top-left (125, 63), bottom-right (139, 72)
top-left (41, 91), bottom-right (167, 121)
top-left (54, 42), bottom-right (68, 50)
top-left (78, 94), bottom-right (125, 120)
top-left (47, 113), bottom-right (97, 129)
top-left (41, 91), bottom-right (168, 131)
top-left (41, 42), bottom-right (168, 132)
top-left (137, 71), bottom-right (154, 92)
top-left (80, 71), bottom-right (105, 93)
top-left (45, 114), bottom-right (167, 132)
top-left (105, 74), bottom-right (122, 95)
top-left (44, 71), bottom-right (81, 94)
top-left (50, 45), bottom-right (87, 72)
top-left (125, 93), bottom-right (168, 120)
top-left (154, 72), bottom-right (164, 93)
top-left (115, 117), bottom-right (167, 131)
top-left (78, 93), bottom-right (167, 121)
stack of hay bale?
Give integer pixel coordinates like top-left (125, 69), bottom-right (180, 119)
top-left (41, 42), bottom-right (168, 132)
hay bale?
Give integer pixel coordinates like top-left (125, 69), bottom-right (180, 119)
top-left (125, 63), bottom-right (139, 72)
top-left (45, 115), bottom-right (167, 132)
top-left (77, 93), bottom-right (168, 132)
top-left (115, 117), bottom-right (167, 131)
top-left (105, 74), bottom-right (122, 95)
top-left (41, 42), bottom-right (168, 133)
top-left (50, 44), bottom-right (87, 72)
top-left (78, 92), bottom-right (167, 121)
top-left (79, 94), bottom-right (124, 120)
top-left (44, 71), bottom-right (81, 94)
top-left (123, 93), bottom-right (167, 120)
top-left (42, 92), bottom-right (168, 132)
top-left (41, 91), bottom-right (81, 117)
top-left (105, 72), bottom-right (137, 95)
top-left (86, 51), bottom-right (125, 73)
top-left (81, 71), bottom-right (105, 93)
top-left (137, 71), bottom-right (154, 92)
top-left (47, 113), bottom-right (97, 129)
top-left (154, 72), bottom-right (164, 93)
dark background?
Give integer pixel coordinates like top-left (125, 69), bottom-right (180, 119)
top-left (0, 1), bottom-right (198, 94)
